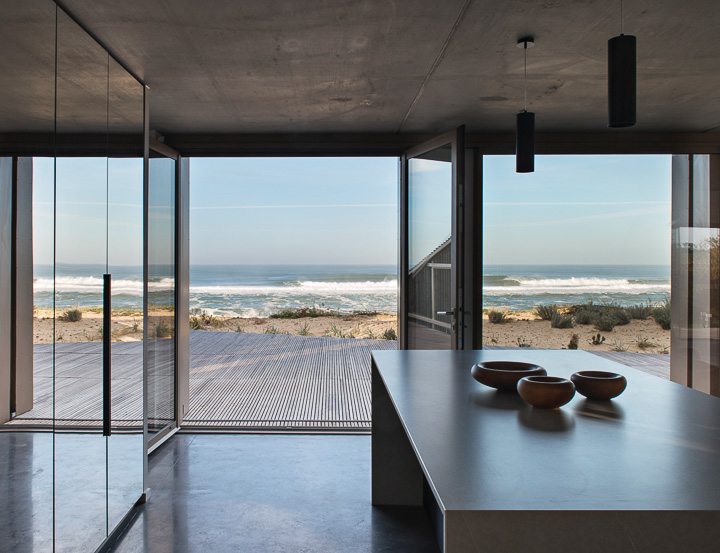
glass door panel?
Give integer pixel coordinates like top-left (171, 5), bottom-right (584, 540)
top-left (53, 7), bottom-right (109, 551)
top-left (147, 149), bottom-right (177, 443)
top-left (107, 56), bottom-right (145, 532)
top-left (401, 129), bottom-right (464, 350)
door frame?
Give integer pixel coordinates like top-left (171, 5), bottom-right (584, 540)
top-left (145, 137), bottom-right (188, 453)
top-left (399, 127), bottom-right (465, 350)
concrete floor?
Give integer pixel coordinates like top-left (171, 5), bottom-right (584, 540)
top-left (110, 434), bottom-right (439, 553)
top-left (0, 431), bottom-right (143, 553)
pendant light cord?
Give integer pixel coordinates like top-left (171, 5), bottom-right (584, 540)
top-left (621, 0), bottom-right (624, 34)
top-left (523, 42), bottom-right (528, 112)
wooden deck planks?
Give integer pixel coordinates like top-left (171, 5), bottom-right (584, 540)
top-left (5, 333), bottom-right (670, 431)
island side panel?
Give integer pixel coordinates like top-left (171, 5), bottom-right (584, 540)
top-left (446, 509), bottom-right (720, 553)
top-left (371, 356), bottom-right (424, 506)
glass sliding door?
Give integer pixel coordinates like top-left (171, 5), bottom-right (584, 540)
top-left (106, 56), bottom-right (145, 533)
top-left (146, 143), bottom-right (178, 447)
top-left (53, 7), bottom-right (109, 550)
top-left (400, 128), bottom-right (465, 349)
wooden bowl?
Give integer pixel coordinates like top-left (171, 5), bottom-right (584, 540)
top-left (571, 371), bottom-right (627, 400)
top-left (471, 361), bottom-right (547, 391)
top-left (517, 376), bottom-right (576, 409)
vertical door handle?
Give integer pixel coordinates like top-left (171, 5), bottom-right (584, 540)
top-left (103, 274), bottom-right (111, 436)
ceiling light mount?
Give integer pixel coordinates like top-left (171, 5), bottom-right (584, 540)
top-left (516, 37), bottom-right (534, 49)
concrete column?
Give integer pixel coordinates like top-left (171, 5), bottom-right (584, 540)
top-left (0, 158), bottom-right (12, 424)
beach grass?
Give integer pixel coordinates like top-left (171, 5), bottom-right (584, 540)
top-left (652, 299), bottom-right (671, 330)
top-left (58, 306), bottom-right (82, 322)
top-left (627, 302), bottom-right (653, 319)
top-left (488, 310), bottom-right (508, 324)
top-left (534, 305), bottom-right (558, 320)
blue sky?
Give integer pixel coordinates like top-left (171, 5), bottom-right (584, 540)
top-left (32, 154), bottom-right (671, 267)
top-left (483, 155), bottom-right (671, 265)
top-left (190, 157), bottom-right (398, 265)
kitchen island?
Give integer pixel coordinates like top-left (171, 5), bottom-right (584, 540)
top-left (371, 349), bottom-right (720, 553)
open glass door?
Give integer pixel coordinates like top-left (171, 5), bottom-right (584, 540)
top-left (146, 141), bottom-right (178, 449)
top-left (399, 127), bottom-right (465, 350)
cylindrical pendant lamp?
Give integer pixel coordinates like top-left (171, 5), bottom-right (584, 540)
top-left (608, 33), bottom-right (636, 127)
top-left (516, 111), bottom-right (535, 173)
top-left (515, 37), bottom-right (535, 173)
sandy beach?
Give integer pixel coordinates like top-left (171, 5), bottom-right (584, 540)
top-left (481, 310), bottom-right (670, 354)
top-left (33, 307), bottom-right (670, 354)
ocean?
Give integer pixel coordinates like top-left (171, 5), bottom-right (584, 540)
top-left (34, 263), bottom-right (670, 315)
top-left (482, 264), bottom-right (670, 311)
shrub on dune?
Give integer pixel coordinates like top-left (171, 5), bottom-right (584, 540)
top-left (551, 312), bottom-right (574, 329)
top-left (611, 309), bottom-right (631, 326)
top-left (594, 315), bottom-right (616, 332)
top-left (574, 310), bottom-right (596, 325)
top-left (488, 310), bottom-right (508, 324)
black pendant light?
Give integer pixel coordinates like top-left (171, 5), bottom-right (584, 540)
top-left (608, 0), bottom-right (636, 127)
top-left (516, 37), bottom-right (535, 173)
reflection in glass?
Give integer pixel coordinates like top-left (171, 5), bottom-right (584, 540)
top-left (407, 145), bottom-right (452, 349)
top-left (671, 154), bottom-right (720, 396)
top-left (147, 154), bottom-right (176, 436)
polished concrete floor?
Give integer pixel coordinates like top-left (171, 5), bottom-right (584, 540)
top-left (0, 431), bottom-right (143, 553)
top-left (110, 434), bottom-right (439, 553)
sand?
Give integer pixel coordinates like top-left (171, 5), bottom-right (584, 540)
top-left (481, 311), bottom-right (670, 354)
top-left (33, 307), bottom-right (670, 354)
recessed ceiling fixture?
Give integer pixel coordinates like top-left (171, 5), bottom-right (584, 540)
top-left (608, 0), bottom-right (636, 127)
top-left (516, 37), bottom-right (535, 173)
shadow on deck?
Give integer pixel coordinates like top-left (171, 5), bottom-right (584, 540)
top-left (5, 332), bottom-right (669, 432)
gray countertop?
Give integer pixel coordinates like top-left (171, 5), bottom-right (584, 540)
top-left (372, 349), bottom-right (720, 512)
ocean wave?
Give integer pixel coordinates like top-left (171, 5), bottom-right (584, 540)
top-left (483, 276), bottom-right (669, 295)
top-left (482, 275), bottom-right (521, 286)
top-left (191, 280), bottom-right (397, 296)
top-left (34, 276), bottom-right (172, 295)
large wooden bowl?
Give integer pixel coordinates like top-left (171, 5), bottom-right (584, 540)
top-left (571, 371), bottom-right (627, 400)
top-left (471, 361), bottom-right (547, 392)
top-left (517, 376), bottom-right (576, 409)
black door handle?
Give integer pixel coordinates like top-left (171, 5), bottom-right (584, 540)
top-left (103, 274), bottom-right (111, 436)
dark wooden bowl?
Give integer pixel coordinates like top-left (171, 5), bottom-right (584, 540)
top-left (471, 361), bottom-right (547, 391)
top-left (571, 371), bottom-right (627, 400)
top-left (517, 376), bottom-right (576, 409)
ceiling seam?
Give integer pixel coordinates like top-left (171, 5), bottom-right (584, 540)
top-left (396, 0), bottom-right (474, 133)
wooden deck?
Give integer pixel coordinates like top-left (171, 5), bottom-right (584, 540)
top-left (184, 331), bottom-right (396, 430)
top-left (5, 333), bottom-right (669, 432)
top-left (7, 331), bottom-right (396, 431)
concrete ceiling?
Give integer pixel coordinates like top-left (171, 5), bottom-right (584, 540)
top-left (3, 0), bottom-right (720, 136)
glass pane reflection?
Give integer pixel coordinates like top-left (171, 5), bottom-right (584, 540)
top-left (407, 145), bottom-right (452, 349)
top-left (147, 154), bottom-right (176, 435)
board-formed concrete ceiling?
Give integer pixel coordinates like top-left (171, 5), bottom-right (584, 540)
top-left (6, 0), bottom-right (720, 136)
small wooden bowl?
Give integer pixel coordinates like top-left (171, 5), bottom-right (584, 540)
top-left (571, 371), bottom-right (627, 400)
top-left (517, 376), bottom-right (576, 409)
top-left (471, 361), bottom-right (547, 392)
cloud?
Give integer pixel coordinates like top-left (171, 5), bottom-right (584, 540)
top-left (485, 201), bottom-right (669, 206)
top-left (486, 205), bottom-right (668, 229)
top-left (191, 203), bottom-right (395, 210)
